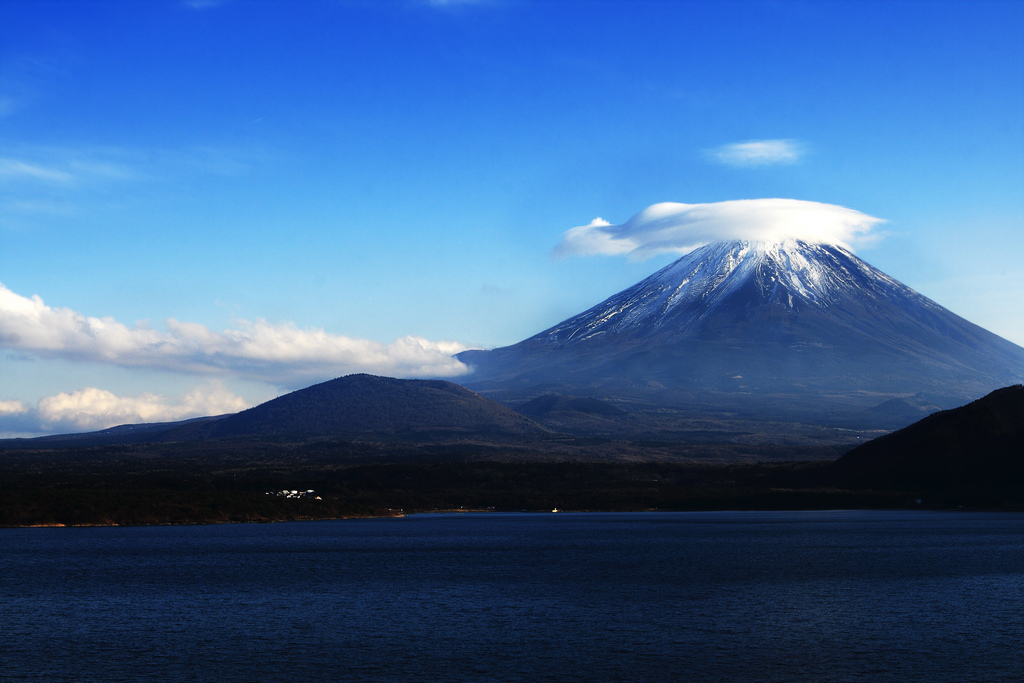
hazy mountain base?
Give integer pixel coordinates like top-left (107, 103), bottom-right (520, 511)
top-left (462, 342), bottom-right (992, 434)
top-left (501, 395), bottom-right (897, 444)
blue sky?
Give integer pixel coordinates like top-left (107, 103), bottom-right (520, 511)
top-left (1, 0), bottom-right (1022, 435)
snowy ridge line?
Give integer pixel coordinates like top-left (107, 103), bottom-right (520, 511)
top-left (533, 239), bottom-right (944, 345)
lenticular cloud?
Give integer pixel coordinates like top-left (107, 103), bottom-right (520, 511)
top-left (0, 283), bottom-right (470, 387)
top-left (709, 139), bottom-right (805, 167)
top-left (554, 199), bottom-right (886, 260)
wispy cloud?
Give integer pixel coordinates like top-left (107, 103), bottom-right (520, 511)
top-left (0, 151), bottom-right (132, 224)
top-left (0, 144), bottom-right (257, 190)
top-left (0, 149), bottom-right (139, 187)
top-left (708, 139), bottom-right (806, 167)
top-left (0, 145), bottom-right (259, 225)
top-left (0, 283), bottom-right (470, 388)
top-left (0, 158), bottom-right (74, 183)
top-left (554, 199), bottom-right (886, 260)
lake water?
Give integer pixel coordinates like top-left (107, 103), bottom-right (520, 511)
top-left (2, 510), bottom-right (1022, 682)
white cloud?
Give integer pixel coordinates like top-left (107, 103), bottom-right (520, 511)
top-left (0, 283), bottom-right (470, 387)
top-left (709, 139), bottom-right (805, 167)
top-left (554, 199), bottom-right (886, 260)
top-left (37, 382), bottom-right (249, 431)
top-left (0, 399), bottom-right (27, 416)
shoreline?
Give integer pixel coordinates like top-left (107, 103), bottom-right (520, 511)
top-left (8, 502), bottom-right (1022, 530)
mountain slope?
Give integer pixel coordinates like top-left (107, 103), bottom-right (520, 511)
top-left (202, 373), bottom-right (547, 440)
top-left (458, 240), bottom-right (1024, 427)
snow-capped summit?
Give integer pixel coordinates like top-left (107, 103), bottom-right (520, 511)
top-left (536, 239), bottom-right (933, 346)
top-left (458, 238), bottom-right (1024, 429)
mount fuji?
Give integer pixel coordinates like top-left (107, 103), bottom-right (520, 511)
top-left (457, 238), bottom-right (1024, 431)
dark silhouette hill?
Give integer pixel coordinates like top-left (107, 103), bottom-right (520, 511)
top-left (831, 385), bottom-right (1024, 493)
top-left (199, 373), bottom-right (547, 440)
top-left (0, 415), bottom-right (229, 449)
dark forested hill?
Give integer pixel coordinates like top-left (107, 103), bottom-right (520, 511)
top-left (199, 373), bottom-right (548, 440)
top-left (831, 385), bottom-right (1024, 493)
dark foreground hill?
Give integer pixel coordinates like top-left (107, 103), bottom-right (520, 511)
top-left (831, 385), bottom-right (1024, 496)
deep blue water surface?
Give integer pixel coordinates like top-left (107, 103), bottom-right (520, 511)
top-left (2, 510), bottom-right (1023, 682)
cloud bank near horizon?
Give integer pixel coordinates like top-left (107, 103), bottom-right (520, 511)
top-left (0, 382), bottom-right (250, 434)
top-left (38, 383), bottom-right (249, 431)
top-left (0, 399), bottom-right (26, 416)
top-left (554, 199), bottom-right (886, 261)
top-left (0, 283), bottom-right (470, 388)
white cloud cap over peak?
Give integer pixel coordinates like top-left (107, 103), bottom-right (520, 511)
top-left (709, 139), bottom-right (805, 167)
top-left (554, 199), bottom-right (886, 261)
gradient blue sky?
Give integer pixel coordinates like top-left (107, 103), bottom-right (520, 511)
top-left (2, 0), bottom-right (1022, 435)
